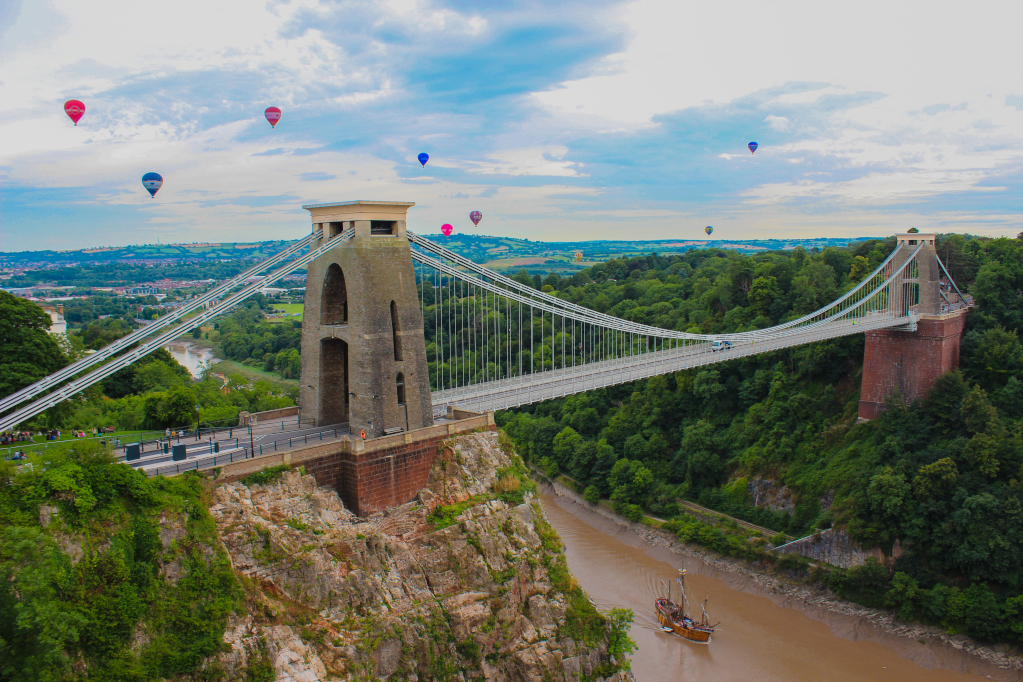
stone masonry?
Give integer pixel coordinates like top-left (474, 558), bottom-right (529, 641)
top-left (858, 232), bottom-right (970, 420)
top-left (299, 200), bottom-right (433, 438)
top-left (859, 312), bottom-right (968, 419)
top-left (218, 409), bottom-right (495, 517)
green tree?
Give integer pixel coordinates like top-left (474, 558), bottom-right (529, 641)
top-left (0, 291), bottom-right (68, 399)
top-left (963, 327), bottom-right (1023, 392)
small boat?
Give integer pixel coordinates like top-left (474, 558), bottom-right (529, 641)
top-left (655, 568), bottom-right (718, 644)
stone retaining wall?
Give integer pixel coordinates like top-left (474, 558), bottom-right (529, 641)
top-left (218, 409), bottom-right (495, 516)
top-left (237, 405), bottom-right (300, 426)
top-left (774, 528), bottom-right (892, 569)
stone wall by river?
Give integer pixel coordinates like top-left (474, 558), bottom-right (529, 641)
top-left (201, 432), bottom-right (630, 681)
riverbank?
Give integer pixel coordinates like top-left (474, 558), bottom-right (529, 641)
top-left (163, 340), bottom-right (216, 378)
top-left (538, 477), bottom-right (1023, 680)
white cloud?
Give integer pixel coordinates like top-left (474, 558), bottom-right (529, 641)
top-left (743, 171), bottom-right (1004, 206)
top-left (765, 115), bottom-right (791, 132)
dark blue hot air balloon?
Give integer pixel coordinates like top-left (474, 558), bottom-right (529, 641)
top-left (748, 141), bottom-right (758, 154)
top-left (418, 152), bottom-right (429, 167)
top-left (141, 172), bottom-right (163, 198)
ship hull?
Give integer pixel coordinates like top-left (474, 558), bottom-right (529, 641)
top-left (655, 599), bottom-right (712, 643)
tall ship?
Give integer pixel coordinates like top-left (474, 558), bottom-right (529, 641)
top-left (655, 567), bottom-right (718, 643)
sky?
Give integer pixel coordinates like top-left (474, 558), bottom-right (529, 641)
top-left (1, 0), bottom-right (1022, 251)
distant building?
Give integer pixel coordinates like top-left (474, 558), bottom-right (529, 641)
top-left (130, 285), bottom-right (159, 295)
top-left (34, 302), bottom-right (66, 335)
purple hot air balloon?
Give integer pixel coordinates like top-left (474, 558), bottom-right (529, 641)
top-left (748, 141), bottom-right (758, 154)
top-left (469, 210), bottom-right (482, 226)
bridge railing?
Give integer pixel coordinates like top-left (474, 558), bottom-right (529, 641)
top-left (417, 239), bottom-right (926, 403)
top-left (0, 231), bottom-right (323, 415)
top-left (0, 228), bottom-right (355, 433)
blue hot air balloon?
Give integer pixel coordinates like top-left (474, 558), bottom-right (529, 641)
top-left (748, 141), bottom-right (758, 154)
top-left (705, 226), bottom-right (713, 236)
top-left (141, 172), bottom-right (163, 198)
top-left (418, 152), bottom-right (429, 167)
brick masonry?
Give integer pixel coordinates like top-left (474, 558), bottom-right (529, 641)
top-left (217, 410), bottom-right (495, 516)
top-left (858, 311), bottom-right (968, 420)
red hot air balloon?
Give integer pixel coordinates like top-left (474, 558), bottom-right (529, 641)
top-left (264, 107), bottom-right (282, 128)
top-left (469, 210), bottom-right (482, 226)
top-left (441, 224), bottom-right (453, 236)
top-left (64, 100), bottom-right (86, 125)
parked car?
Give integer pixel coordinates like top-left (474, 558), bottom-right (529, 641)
top-left (711, 340), bottom-right (732, 352)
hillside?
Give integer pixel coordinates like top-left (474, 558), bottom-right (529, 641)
top-left (0, 433), bottom-right (633, 681)
top-left (499, 232), bottom-right (1023, 642)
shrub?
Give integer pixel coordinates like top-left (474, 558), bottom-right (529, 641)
top-left (583, 485), bottom-right (600, 505)
top-left (240, 465), bottom-right (290, 487)
top-left (775, 552), bottom-right (810, 572)
top-left (622, 504), bottom-right (644, 522)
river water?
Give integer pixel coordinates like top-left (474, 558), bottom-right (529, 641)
top-left (163, 342), bottom-right (216, 378)
top-left (540, 491), bottom-right (1018, 682)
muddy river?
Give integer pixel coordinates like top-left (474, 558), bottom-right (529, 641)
top-left (540, 490), bottom-right (1018, 682)
top-left (164, 342), bottom-right (216, 378)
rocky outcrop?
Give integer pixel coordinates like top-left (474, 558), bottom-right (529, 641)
top-left (775, 528), bottom-right (872, 568)
top-left (747, 476), bottom-right (795, 512)
top-left (204, 432), bottom-right (630, 681)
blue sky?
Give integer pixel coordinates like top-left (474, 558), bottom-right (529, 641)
top-left (1, 0), bottom-right (1021, 251)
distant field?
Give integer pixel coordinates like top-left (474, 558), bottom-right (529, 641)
top-left (269, 303), bottom-right (304, 322)
top-left (212, 359), bottom-right (298, 386)
top-left (486, 257), bottom-right (563, 268)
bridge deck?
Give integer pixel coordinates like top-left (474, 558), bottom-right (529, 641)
top-left (431, 314), bottom-right (914, 414)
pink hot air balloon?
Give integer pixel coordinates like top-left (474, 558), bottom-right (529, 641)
top-left (469, 210), bottom-right (482, 226)
top-left (64, 99), bottom-right (86, 125)
top-left (441, 224), bottom-right (453, 236)
top-left (264, 107), bottom-right (282, 128)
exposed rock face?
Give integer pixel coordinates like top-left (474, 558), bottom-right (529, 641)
top-left (776, 528), bottom-right (902, 569)
top-left (747, 476), bottom-right (795, 513)
top-left (205, 432), bottom-right (630, 681)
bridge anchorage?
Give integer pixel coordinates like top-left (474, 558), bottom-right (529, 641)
top-left (0, 201), bottom-right (970, 513)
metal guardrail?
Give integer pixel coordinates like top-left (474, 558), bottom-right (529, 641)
top-left (141, 425), bottom-right (349, 477)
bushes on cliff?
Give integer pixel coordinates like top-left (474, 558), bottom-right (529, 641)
top-left (0, 441), bottom-right (242, 680)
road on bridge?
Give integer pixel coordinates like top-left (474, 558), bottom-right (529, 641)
top-left (123, 423), bottom-right (350, 476)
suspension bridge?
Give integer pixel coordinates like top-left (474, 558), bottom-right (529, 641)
top-left (1, 200), bottom-right (970, 449)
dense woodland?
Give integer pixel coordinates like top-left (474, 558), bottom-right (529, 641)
top-left (3, 232), bottom-right (1023, 644)
top-left (498, 233), bottom-right (1023, 641)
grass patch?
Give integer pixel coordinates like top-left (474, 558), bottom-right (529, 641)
top-left (240, 464), bottom-right (290, 487)
top-left (427, 496), bottom-right (488, 530)
top-left (211, 359), bottom-right (298, 386)
top-left (493, 463), bottom-right (537, 506)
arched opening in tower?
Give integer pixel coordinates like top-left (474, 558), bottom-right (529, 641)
top-left (319, 338), bottom-right (348, 425)
top-left (396, 372), bottom-right (406, 406)
top-left (390, 300), bottom-right (403, 361)
top-left (321, 264), bottom-right (348, 325)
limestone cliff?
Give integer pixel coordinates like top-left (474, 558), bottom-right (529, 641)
top-left (203, 432), bottom-right (632, 681)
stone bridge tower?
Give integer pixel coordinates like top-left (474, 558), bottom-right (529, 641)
top-left (299, 201), bottom-right (433, 438)
top-left (858, 232), bottom-right (970, 419)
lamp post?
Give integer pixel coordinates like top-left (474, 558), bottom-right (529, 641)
top-left (195, 405), bottom-right (201, 441)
